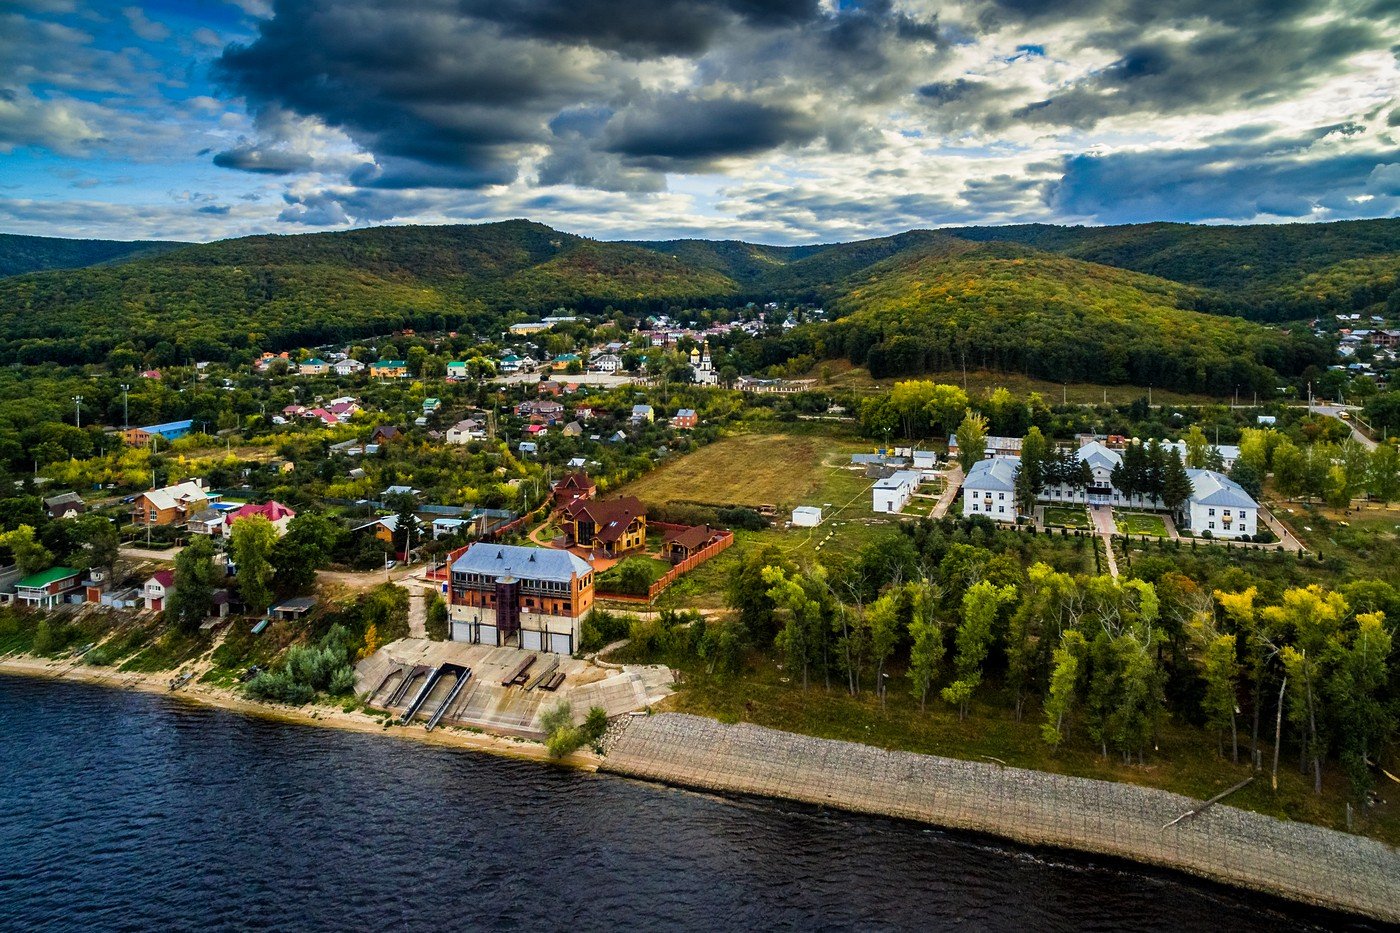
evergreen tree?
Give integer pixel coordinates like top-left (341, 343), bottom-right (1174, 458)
top-left (1160, 452), bottom-right (1194, 514)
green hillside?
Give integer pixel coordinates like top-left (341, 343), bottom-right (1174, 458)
top-left (0, 221), bottom-right (739, 365)
top-left (0, 233), bottom-right (183, 278)
top-left (953, 219), bottom-right (1400, 318)
top-left (0, 218), bottom-right (1353, 386)
top-left (814, 242), bottom-right (1328, 395)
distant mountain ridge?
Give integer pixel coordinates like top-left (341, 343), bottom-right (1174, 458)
top-left (0, 218), bottom-right (1365, 388)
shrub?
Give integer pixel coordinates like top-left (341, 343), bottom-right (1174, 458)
top-left (85, 646), bottom-right (114, 667)
top-left (579, 608), bottom-right (634, 652)
top-left (424, 591), bottom-right (449, 641)
top-left (32, 619), bottom-right (53, 656)
top-left (716, 507), bottom-right (768, 530)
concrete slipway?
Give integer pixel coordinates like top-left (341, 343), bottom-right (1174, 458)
top-left (355, 638), bottom-right (674, 737)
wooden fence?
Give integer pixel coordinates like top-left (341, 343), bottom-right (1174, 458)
top-left (597, 526), bottom-right (735, 603)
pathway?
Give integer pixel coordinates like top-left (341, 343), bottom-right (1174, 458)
top-left (1089, 505), bottom-right (1119, 578)
top-left (406, 591), bottom-right (426, 638)
top-left (930, 465), bottom-right (963, 519)
top-left (1258, 505), bottom-right (1307, 553)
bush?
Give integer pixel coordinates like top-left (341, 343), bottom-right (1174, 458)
top-left (424, 591), bottom-right (449, 641)
top-left (598, 557), bottom-right (659, 596)
top-left (85, 646), bottom-right (114, 667)
top-left (579, 608), bottom-right (634, 652)
top-left (244, 624), bottom-right (356, 704)
top-left (716, 507), bottom-right (769, 530)
top-left (32, 619), bottom-right (53, 656)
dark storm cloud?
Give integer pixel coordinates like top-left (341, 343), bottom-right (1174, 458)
top-left (1049, 129), bottom-right (1400, 222)
top-left (461, 0), bottom-right (820, 57)
top-left (212, 144), bottom-right (312, 174)
top-left (603, 96), bottom-right (822, 166)
top-left (1000, 3), bottom-right (1394, 129)
top-left (212, 0), bottom-right (937, 191)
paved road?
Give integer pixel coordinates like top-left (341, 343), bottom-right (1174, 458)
top-left (1308, 404), bottom-right (1377, 450)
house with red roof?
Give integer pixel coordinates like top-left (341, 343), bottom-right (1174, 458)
top-left (224, 500), bottom-right (296, 537)
top-left (143, 570), bottom-right (175, 611)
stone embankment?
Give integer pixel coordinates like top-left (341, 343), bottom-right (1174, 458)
top-left (602, 713), bottom-right (1400, 923)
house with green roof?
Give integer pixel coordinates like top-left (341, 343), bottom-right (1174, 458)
top-left (446, 361), bottom-right (468, 379)
top-left (370, 360), bottom-right (409, 379)
top-left (15, 567), bottom-right (82, 608)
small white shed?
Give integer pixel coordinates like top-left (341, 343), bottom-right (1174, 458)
top-left (791, 506), bottom-right (822, 527)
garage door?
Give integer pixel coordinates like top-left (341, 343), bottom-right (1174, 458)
top-left (549, 632), bottom-right (572, 655)
top-left (451, 621), bottom-right (471, 642)
top-left (477, 624), bottom-right (498, 647)
top-left (520, 629), bottom-right (543, 651)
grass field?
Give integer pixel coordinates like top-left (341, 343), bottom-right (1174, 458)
top-left (1116, 512), bottom-right (1169, 537)
top-left (1044, 505), bottom-right (1091, 529)
top-left (616, 429), bottom-right (866, 510)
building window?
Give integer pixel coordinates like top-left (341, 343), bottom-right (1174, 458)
top-left (1209, 522), bottom-right (1216, 529)
top-left (997, 493), bottom-right (1005, 500)
top-left (1224, 509), bottom-right (1232, 517)
top-left (972, 504), bottom-right (979, 512)
top-left (1208, 508), bottom-right (1215, 516)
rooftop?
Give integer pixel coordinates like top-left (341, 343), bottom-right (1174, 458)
top-left (452, 543), bottom-right (592, 582)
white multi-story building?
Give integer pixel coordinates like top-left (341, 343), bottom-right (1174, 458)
top-left (961, 458), bottom-right (1018, 520)
top-left (1182, 470), bottom-right (1258, 539)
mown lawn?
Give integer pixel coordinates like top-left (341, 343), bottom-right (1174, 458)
top-left (1116, 512), bottom-right (1169, 537)
top-left (1044, 505), bottom-right (1091, 529)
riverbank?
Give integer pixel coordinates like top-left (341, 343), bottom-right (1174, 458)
top-left (602, 713), bottom-right (1400, 924)
top-left (6, 652), bottom-right (1397, 923)
top-left (0, 654), bottom-right (600, 770)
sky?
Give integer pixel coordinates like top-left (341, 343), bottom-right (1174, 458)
top-left (2, 0), bottom-right (1400, 244)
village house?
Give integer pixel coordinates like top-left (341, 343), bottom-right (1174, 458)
top-left (671, 408), bottom-right (698, 430)
top-left (561, 496), bottom-right (647, 557)
top-left (447, 543), bottom-right (594, 654)
top-left (132, 480), bottom-right (211, 526)
top-left (552, 470), bottom-right (596, 508)
top-left (143, 570), bottom-right (175, 611)
top-left (370, 359), bottom-right (409, 379)
top-left (186, 507), bottom-right (228, 536)
top-left (369, 425), bottom-right (403, 445)
top-left (43, 492), bottom-right (86, 520)
top-left (334, 358), bottom-right (365, 376)
top-left (561, 421), bottom-right (583, 437)
top-left (299, 358), bottom-right (331, 376)
top-left (422, 398), bottom-right (441, 414)
top-left (631, 404), bottom-right (654, 423)
top-left (516, 399), bottom-right (565, 421)
top-left (123, 419), bottom-right (193, 447)
top-left (446, 418), bottom-right (487, 444)
top-left (224, 500), bottom-right (296, 537)
top-left (16, 567), bottom-right (83, 608)
top-left (446, 361), bottom-right (469, 379)
top-left (591, 353), bottom-right (623, 373)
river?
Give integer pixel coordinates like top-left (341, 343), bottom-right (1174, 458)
top-left (0, 676), bottom-right (1370, 931)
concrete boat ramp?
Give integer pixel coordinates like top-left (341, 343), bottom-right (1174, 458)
top-left (356, 639), bottom-right (674, 737)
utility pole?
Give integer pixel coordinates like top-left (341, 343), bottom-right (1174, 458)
top-left (72, 395), bottom-right (83, 429)
top-left (121, 384), bottom-right (130, 430)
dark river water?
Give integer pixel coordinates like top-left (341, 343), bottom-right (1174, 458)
top-left (0, 676), bottom-right (1372, 932)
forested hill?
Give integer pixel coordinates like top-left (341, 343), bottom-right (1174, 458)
top-left (0, 218), bottom-right (1351, 387)
top-left (0, 233), bottom-right (183, 278)
top-left (951, 219), bottom-right (1400, 320)
top-left (805, 241), bottom-right (1328, 395)
top-left (0, 221), bottom-right (740, 364)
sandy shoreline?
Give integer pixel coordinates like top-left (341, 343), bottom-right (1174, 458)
top-left (0, 654), bottom-right (600, 770)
